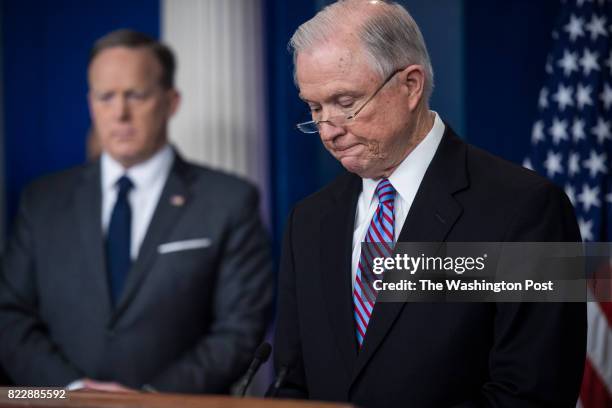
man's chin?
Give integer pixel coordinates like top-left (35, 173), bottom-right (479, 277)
top-left (107, 150), bottom-right (144, 169)
top-left (340, 158), bottom-right (371, 178)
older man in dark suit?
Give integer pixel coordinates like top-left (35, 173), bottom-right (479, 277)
top-left (272, 1), bottom-right (586, 407)
top-left (0, 29), bottom-right (272, 393)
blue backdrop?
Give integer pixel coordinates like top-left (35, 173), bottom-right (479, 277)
top-left (465, 0), bottom-right (561, 163)
top-left (2, 0), bottom-right (159, 228)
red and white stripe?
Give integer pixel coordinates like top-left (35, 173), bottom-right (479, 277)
top-left (580, 261), bottom-right (612, 408)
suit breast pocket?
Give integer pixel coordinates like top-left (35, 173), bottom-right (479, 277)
top-left (154, 238), bottom-right (219, 294)
top-left (157, 238), bottom-right (212, 254)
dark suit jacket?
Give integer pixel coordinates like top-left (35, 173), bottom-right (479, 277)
top-left (0, 152), bottom-right (272, 393)
top-left (274, 128), bottom-right (586, 407)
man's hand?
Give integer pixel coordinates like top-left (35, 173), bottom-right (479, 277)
top-left (78, 378), bottom-right (137, 393)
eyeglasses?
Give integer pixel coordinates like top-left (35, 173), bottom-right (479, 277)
top-left (296, 68), bottom-right (404, 134)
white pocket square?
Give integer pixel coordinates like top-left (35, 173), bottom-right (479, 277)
top-left (158, 238), bottom-right (212, 254)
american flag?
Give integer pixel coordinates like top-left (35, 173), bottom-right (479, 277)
top-left (524, 0), bottom-right (612, 406)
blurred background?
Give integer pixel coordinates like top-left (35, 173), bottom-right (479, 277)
top-left (0, 0), bottom-right (561, 248)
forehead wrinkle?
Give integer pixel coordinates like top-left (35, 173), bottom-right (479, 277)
top-left (296, 28), bottom-right (386, 109)
top-left (300, 28), bottom-right (381, 75)
top-left (298, 54), bottom-right (378, 103)
top-left (297, 41), bottom-right (363, 84)
top-left (308, 42), bottom-right (354, 73)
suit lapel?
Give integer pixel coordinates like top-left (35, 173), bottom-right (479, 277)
top-left (320, 173), bottom-right (362, 375)
top-left (111, 155), bottom-right (193, 323)
top-left (351, 127), bottom-right (469, 384)
top-left (74, 162), bottom-right (113, 319)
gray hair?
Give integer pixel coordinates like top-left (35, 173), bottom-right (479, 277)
top-left (289, 0), bottom-right (434, 102)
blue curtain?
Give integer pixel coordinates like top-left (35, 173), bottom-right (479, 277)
top-left (2, 0), bottom-right (159, 228)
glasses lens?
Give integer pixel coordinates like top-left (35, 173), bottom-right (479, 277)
top-left (296, 121), bottom-right (319, 134)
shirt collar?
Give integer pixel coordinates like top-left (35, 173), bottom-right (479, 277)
top-left (362, 111), bottom-right (445, 205)
top-left (101, 144), bottom-right (175, 191)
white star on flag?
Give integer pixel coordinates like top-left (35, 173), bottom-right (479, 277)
top-left (558, 50), bottom-right (580, 76)
top-left (580, 48), bottom-right (600, 75)
top-left (600, 83), bottom-right (612, 110)
top-left (578, 217), bottom-right (594, 241)
top-left (544, 150), bottom-right (564, 177)
top-left (532, 120), bottom-right (546, 144)
top-left (585, 14), bottom-right (608, 40)
top-left (577, 183), bottom-right (601, 211)
top-left (606, 192), bottom-right (612, 205)
top-left (552, 84), bottom-right (574, 110)
top-left (539, 87), bottom-right (549, 109)
top-left (576, 83), bottom-right (593, 109)
top-left (569, 151), bottom-right (581, 177)
top-left (572, 118), bottom-right (587, 142)
top-left (592, 117), bottom-right (611, 144)
top-left (550, 117), bottom-right (569, 144)
top-left (564, 14), bottom-right (585, 41)
top-left (582, 150), bottom-right (607, 178)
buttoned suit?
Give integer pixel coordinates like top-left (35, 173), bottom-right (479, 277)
top-left (0, 152), bottom-right (272, 393)
top-left (274, 127), bottom-right (586, 407)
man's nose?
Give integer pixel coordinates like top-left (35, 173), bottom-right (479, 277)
top-left (318, 120), bottom-right (346, 142)
top-left (112, 97), bottom-right (130, 121)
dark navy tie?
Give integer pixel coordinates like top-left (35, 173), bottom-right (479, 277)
top-left (107, 175), bottom-right (133, 305)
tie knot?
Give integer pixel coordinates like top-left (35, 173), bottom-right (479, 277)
top-left (116, 175), bottom-right (133, 196)
top-left (375, 179), bottom-right (395, 204)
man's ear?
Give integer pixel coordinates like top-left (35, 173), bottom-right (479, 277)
top-left (166, 89), bottom-right (181, 118)
top-left (398, 65), bottom-right (425, 111)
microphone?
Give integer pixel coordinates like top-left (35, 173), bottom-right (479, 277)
top-left (237, 342), bottom-right (272, 397)
top-left (268, 364), bottom-right (290, 397)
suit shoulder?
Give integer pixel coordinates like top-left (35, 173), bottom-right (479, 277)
top-left (12, 164), bottom-right (94, 223)
top-left (292, 171), bottom-right (357, 215)
top-left (462, 143), bottom-right (576, 235)
top-left (297, 171), bottom-right (354, 204)
top-left (465, 143), bottom-right (561, 195)
top-left (22, 164), bottom-right (92, 201)
top-left (465, 145), bottom-right (579, 240)
top-left (183, 161), bottom-right (258, 199)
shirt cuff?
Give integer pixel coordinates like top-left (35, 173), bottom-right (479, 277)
top-left (65, 379), bottom-right (85, 391)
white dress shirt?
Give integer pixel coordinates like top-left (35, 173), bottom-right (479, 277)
top-left (351, 111), bottom-right (445, 287)
top-left (101, 145), bottom-right (174, 260)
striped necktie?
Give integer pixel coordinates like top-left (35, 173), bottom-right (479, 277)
top-left (353, 178), bottom-right (396, 347)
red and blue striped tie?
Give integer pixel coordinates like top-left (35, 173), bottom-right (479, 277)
top-left (353, 178), bottom-right (396, 347)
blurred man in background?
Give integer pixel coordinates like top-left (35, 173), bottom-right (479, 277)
top-left (0, 29), bottom-right (272, 393)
